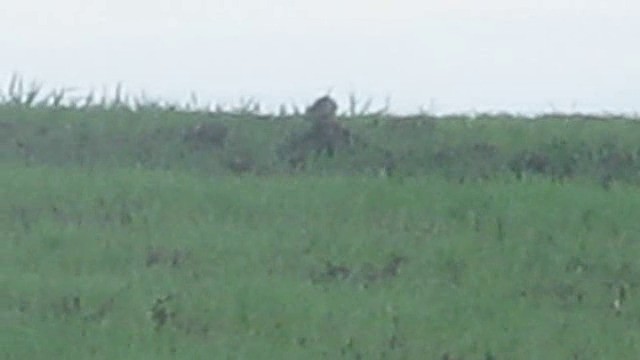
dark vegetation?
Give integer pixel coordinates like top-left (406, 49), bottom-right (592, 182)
top-left (1, 89), bottom-right (639, 185)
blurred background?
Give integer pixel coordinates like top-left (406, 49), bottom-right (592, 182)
top-left (1, 0), bottom-right (638, 114)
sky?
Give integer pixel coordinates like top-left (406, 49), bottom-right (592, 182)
top-left (1, 0), bottom-right (638, 114)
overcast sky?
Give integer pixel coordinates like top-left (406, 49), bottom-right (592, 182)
top-left (1, 0), bottom-right (638, 114)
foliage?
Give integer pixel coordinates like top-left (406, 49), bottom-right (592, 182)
top-left (2, 75), bottom-right (640, 358)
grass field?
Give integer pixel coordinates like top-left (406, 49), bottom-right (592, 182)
top-left (2, 91), bottom-right (640, 358)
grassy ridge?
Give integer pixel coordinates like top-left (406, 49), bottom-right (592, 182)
top-left (3, 164), bottom-right (640, 359)
top-left (1, 105), bottom-right (639, 183)
top-left (2, 101), bottom-right (640, 358)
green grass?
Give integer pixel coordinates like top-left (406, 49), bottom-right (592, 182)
top-left (2, 164), bottom-right (640, 359)
top-left (2, 93), bottom-right (640, 358)
top-left (1, 104), bottom-right (639, 182)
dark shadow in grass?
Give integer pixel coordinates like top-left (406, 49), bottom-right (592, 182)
top-left (145, 246), bottom-right (190, 268)
top-left (183, 122), bottom-right (228, 150)
top-left (310, 255), bottom-right (408, 288)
